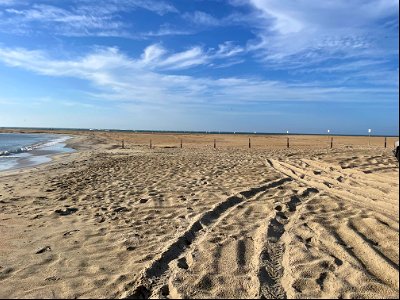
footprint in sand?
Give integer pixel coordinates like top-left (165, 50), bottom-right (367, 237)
top-left (36, 246), bottom-right (51, 254)
top-left (54, 207), bottom-right (78, 216)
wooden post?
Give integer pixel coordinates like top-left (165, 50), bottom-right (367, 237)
top-left (384, 137), bottom-right (387, 148)
top-left (249, 138), bottom-right (251, 148)
top-left (330, 137), bottom-right (333, 149)
top-left (180, 139), bottom-right (183, 148)
top-left (287, 137), bottom-right (289, 148)
top-left (214, 139), bottom-right (216, 149)
top-left (150, 139), bottom-right (152, 149)
top-left (121, 140), bottom-right (124, 149)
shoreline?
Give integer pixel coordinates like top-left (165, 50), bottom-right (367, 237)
top-left (0, 128), bottom-right (398, 150)
top-left (1, 127), bottom-right (398, 138)
top-left (0, 134), bottom-right (97, 178)
top-left (0, 134), bottom-right (78, 173)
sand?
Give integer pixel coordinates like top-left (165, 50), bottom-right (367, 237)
top-left (0, 130), bottom-right (398, 299)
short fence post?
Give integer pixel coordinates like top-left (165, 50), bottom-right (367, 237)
top-left (180, 139), bottom-right (183, 148)
top-left (384, 137), bottom-right (387, 148)
top-left (121, 140), bottom-right (124, 149)
top-left (214, 139), bottom-right (216, 149)
top-left (150, 139), bottom-right (152, 149)
top-left (249, 138), bottom-right (251, 149)
top-left (330, 137), bottom-right (333, 149)
top-left (287, 137), bottom-right (290, 148)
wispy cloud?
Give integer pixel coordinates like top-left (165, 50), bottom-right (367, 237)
top-left (182, 11), bottom-right (220, 26)
top-left (215, 41), bottom-right (244, 58)
top-left (0, 0), bottom-right (178, 37)
top-left (156, 47), bottom-right (207, 70)
top-left (182, 10), bottom-right (257, 29)
top-left (239, 0), bottom-right (399, 70)
top-left (141, 27), bottom-right (193, 38)
top-left (138, 42), bottom-right (245, 70)
top-left (0, 46), bottom-right (396, 111)
top-left (0, 0), bottom-right (20, 5)
top-left (112, 0), bottom-right (178, 15)
top-left (140, 44), bottom-right (167, 64)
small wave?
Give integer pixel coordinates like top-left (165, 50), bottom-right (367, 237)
top-left (0, 136), bottom-right (70, 157)
top-left (37, 136), bottom-right (70, 149)
top-left (0, 146), bottom-right (34, 157)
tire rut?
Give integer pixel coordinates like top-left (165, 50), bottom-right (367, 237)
top-left (266, 159), bottom-right (396, 218)
top-left (123, 177), bottom-right (292, 299)
top-left (259, 187), bottom-right (319, 299)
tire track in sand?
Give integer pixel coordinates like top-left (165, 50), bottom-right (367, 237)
top-left (258, 187), bottom-right (319, 298)
top-left (266, 159), bottom-right (397, 219)
top-left (122, 177), bottom-right (292, 299)
top-left (267, 158), bottom-right (399, 298)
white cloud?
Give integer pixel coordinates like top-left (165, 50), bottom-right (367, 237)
top-left (0, 0), bottom-right (178, 36)
top-left (242, 0), bottom-right (399, 68)
top-left (1, 4), bottom-right (122, 36)
top-left (249, 0), bottom-right (303, 34)
top-left (139, 44), bottom-right (208, 70)
top-left (0, 46), bottom-right (396, 110)
top-left (138, 42), bottom-right (245, 70)
top-left (215, 41), bottom-right (244, 58)
top-left (0, 0), bottom-right (20, 5)
top-left (141, 27), bottom-right (193, 37)
top-left (114, 0), bottom-right (178, 15)
top-left (141, 44), bottom-right (166, 64)
top-left (157, 47), bottom-right (207, 69)
top-left (183, 11), bottom-right (220, 26)
top-left (182, 10), bottom-right (258, 29)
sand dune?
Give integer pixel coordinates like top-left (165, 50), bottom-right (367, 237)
top-left (0, 131), bottom-right (398, 299)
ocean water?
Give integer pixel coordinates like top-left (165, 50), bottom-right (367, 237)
top-left (0, 133), bottom-right (74, 171)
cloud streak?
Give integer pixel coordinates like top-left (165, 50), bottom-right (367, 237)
top-left (241, 0), bottom-right (399, 70)
top-left (0, 46), bottom-right (396, 112)
top-left (138, 42), bottom-right (245, 70)
top-left (0, 0), bottom-right (178, 37)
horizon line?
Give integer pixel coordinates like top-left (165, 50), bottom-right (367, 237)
top-left (0, 126), bottom-right (398, 138)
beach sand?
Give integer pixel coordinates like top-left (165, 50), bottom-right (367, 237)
top-left (0, 130), bottom-right (398, 298)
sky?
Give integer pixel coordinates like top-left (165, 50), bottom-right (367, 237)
top-left (0, 0), bottom-right (398, 135)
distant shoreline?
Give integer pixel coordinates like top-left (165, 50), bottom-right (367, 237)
top-left (0, 127), bottom-right (397, 152)
top-left (0, 126), bottom-right (398, 138)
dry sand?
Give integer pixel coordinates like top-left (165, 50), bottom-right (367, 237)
top-left (0, 130), bottom-right (398, 299)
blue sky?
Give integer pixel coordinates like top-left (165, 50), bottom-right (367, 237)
top-left (0, 0), bottom-right (398, 135)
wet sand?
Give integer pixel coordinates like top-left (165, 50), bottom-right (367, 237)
top-left (0, 130), bottom-right (398, 298)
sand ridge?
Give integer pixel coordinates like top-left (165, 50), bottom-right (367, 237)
top-left (0, 131), bottom-right (398, 299)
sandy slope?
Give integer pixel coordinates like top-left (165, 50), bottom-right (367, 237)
top-left (0, 132), bottom-right (398, 299)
